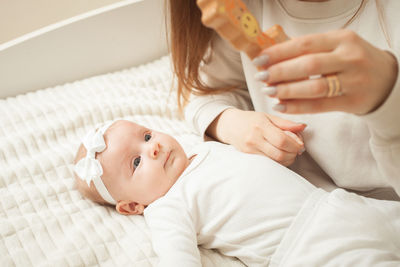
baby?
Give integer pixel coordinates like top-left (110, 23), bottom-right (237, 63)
top-left (74, 120), bottom-right (400, 266)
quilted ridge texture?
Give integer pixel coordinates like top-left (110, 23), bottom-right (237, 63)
top-left (0, 56), bottom-right (244, 267)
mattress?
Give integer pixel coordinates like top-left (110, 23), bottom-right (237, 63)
top-left (0, 56), bottom-right (245, 266)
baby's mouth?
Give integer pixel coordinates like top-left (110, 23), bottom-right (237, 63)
top-left (164, 151), bottom-right (171, 168)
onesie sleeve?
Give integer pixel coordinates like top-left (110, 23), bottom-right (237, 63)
top-left (361, 50), bottom-right (400, 197)
top-left (144, 198), bottom-right (202, 267)
top-left (184, 35), bottom-right (253, 139)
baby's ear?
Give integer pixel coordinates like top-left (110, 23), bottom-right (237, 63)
top-left (116, 201), bottom-right (145, 215)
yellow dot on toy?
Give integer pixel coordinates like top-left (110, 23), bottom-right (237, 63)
top-left (240, 12), bottom-right (259, 37)
top-left (219, 6), bottom-right (226, 13)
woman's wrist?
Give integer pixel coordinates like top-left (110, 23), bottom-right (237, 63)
top-left (361, 51), bottom-right (400, 142)
top-left (206, 108), bottom-right (238, 144)
top-left (367, 50), bottom-right (398, 114)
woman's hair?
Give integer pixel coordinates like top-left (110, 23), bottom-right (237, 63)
top-left (166, 0), bottom-right (367, 110)
top-left (166, 0), bottom-right (227, 110)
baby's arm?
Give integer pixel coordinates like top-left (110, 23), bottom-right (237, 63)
top-left (144, 199), bottom-right (201, 267)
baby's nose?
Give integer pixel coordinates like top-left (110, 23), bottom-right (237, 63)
top-left (150, 142), bottom-right (160, 159)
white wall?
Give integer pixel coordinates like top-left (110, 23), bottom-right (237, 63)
top-left (0, 0), bottom-right (168, 98)
top-left (0, 0), bottom-right (126, 44)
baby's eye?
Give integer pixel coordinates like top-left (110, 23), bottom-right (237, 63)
top-left (144, 133), bottom-right (152, 142)
top-left (133, 156), bottom-right (141, 169)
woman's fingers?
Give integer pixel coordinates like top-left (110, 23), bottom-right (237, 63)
top-left (256, 31), bottom-right (339, 67)
top-left (237, 124), bottom-right (296, 164)
top-left (255, 139), bottom-right (299, 166)
top-left (266, 75), bottom-right (342, 100)
top-left (254, 29), bottom-right (398, 115)
top-left (262, 123), bottom-right (304, 154)
top-left (266, 113), bottom-right (307, 133)
top-left (241, 118), bottom-right (303, 155)
top-left (283, 131), bottom-right (305, 154)
top-left (217, 109), bottom-right (305, 166)
top-left (264, 53), bottom-right (342, 84)
top-left (274, 97), bottom-right (351, 114)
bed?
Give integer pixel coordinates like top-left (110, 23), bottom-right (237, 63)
top-left (0, 0), bottom-right (245, 266)
top-left (4, 0), bottom-right (400, 266)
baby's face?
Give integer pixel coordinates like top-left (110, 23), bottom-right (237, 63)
top-left (97, 120), bottom-right (189, 206)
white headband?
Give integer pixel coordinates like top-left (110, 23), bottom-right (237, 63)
top-left (74, 122), bottom-right (117, 205)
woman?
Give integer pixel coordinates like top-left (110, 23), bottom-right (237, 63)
top-left (167, 0), bottom-right (400, 199)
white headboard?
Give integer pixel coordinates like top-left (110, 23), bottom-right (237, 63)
top-left (0, 0), bottom-right (168, 99)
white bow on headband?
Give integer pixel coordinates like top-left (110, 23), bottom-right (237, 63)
top-left (74, 122), bottom-right (116, 205)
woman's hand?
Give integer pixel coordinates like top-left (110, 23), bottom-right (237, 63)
top-left (253, 29), bottom-right (398, 115)
top-left (207, 108), bottom-right (306, 166)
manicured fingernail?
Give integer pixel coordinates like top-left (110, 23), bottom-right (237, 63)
top-left (252, 54), bottom-right (269, 67)
top-left (261, 86), bottom-right (276, 96)
top-left (297, 139), bottom-right (304, 146)
top-left (299, 147), bottom-right (306, 155)
top-left (254, 70), bottom-right (269, 81)
top-left (293, 136), bottom-right (304, 146)
top-left (273, 103), bottom-right (286, 112)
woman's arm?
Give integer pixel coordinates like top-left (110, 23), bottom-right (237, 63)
top-left (185, 35), bottom-right (305, 166)
top-left (362, 50), bottom-right (400, 196)
top-left (253, 29), bottom-right (400, 195)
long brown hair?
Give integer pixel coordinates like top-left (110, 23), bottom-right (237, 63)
top-left (166, 0), bottom-right (218, 110)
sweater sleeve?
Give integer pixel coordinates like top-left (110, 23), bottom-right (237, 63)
top-left (144, 199), bottom-right (202, 267)
top-left (184, 35), bottom-right (253, 139)
top-left (361, 50), bottom-right (400, 196)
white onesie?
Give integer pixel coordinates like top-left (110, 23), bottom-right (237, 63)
top-left (144, 142), bottom-right (400, 267)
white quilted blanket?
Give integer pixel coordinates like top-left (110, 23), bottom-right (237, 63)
top-left (0, 56), bottom-right (245, 267)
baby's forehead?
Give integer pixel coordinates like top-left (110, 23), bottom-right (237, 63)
top-left (100, 120), bottom-right (145, 155)
top-left (110, 119), bottom-right (136, 129)
top-left (106, 120), bottom-right (140, 136)
top-left (120, 119), bottom-right (142, 128)
top-left (97, 121), bottom-right (137, 177)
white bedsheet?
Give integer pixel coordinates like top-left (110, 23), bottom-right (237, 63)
top-left (0, 56), bottom-right (245, 267)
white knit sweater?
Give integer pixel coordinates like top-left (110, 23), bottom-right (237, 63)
top-left (185, 0), bottom-right (400, 199)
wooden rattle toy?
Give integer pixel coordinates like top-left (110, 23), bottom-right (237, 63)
top-left (197, 0), bottom-right (289, 59)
